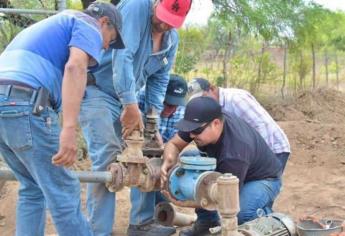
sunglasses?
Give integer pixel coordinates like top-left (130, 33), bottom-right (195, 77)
top-left (190, 122), bottom-right (210, 135)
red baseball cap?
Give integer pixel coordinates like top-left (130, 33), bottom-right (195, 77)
top-left (155, 0), bottom-right (192, 28)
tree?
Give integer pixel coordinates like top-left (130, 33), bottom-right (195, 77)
top-left (210, 0), bottom-right (303, 94)
top-left (174, 27), bottom-right (208, 74)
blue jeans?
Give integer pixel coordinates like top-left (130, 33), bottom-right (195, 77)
top-left (80, 86), bottom-right (157, 235)
top-left (0, 96), bottom-right (93, 236)
top-left (196, 177), bottom-right (282, 225)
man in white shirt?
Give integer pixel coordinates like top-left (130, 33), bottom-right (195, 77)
top-left (188, 77), bottom-right (290, 171)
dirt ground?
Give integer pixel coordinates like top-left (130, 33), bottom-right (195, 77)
top-left (0, 88), bottom-right (345, 235)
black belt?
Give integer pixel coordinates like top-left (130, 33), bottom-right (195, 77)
top-left (0, 80), bottom-right (53, 114)
top-left (86, 72), bottom-right (96, 86)
top-left (0, 80), bottom-right (37, 102)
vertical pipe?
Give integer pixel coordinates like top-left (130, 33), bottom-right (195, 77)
top-left (216, 174), bottom-right (242, 236)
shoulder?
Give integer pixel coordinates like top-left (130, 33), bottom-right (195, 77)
top-left (169, 29), bottom-right (179, 44)
top-left (118, 0), bottom-right (152, 14)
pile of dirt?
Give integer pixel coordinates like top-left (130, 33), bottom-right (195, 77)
top-left (266, 88), bottom-right (345, 123)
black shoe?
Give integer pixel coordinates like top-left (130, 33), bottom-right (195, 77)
top-left (127, 220), bottom-right (176, 236)
top-left (179, 220), bottom-right (220, 236)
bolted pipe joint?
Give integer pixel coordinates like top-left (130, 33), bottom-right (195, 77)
top-left (106, 157), bottom-right (162, 192)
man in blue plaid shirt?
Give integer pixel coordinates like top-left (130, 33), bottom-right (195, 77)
top-left (139, 74), bottom-right (187, 143)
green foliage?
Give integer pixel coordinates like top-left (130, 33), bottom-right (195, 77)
top-left (175, 27), bottom-right (209, 74)
top-left (10, 0), bottom-right (55, 10)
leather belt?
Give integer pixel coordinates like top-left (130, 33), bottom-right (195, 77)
top-left (0, 80), bottom-right (37, 102)
top-left (0, 80), bottom-right (52, 108)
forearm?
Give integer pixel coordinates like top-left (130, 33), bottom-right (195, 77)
top-left (61, 64), bottom-right (87, 129)
top-left (163, 141), bottom-right (180, 165)
top-left (163, 135), bottom-right (188, 165)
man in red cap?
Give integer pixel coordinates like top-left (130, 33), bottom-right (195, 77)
top-left (80, 0), bottom-right (192, 235)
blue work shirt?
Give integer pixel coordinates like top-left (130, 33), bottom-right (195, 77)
top-left (92, 0), bottom-right (179, 113)
top-left (0, 10), bottom-right (103, 110)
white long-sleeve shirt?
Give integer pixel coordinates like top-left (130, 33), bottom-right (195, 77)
top-left (219, 87), bottom-right (290, 154)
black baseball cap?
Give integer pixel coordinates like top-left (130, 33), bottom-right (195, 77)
top-left (165, 74), bottom-right (188, 106)
top-left (87, 1), bottom-right (125, 49)
top-left (188, 77), bottom-right (211, 100)
top-left (176, 96), bottom-right (222, 132)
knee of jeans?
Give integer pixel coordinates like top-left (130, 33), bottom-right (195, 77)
top-left (238, 209), bottom-right (257, 225)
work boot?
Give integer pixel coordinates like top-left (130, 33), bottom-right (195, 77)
top-left (179, 220), bottom-right (221, 236)
top-left (127, 220), bottom-right (176, 236)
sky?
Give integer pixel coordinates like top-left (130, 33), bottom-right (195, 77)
top-left (184, 0), bottom-right (345, 27)
top-left (313, 0), bottom-right (345, 11)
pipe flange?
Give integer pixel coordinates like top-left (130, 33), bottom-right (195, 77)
top-left (106, 163), bottom-right (126, 192)
top-left (195, 171), bottom-right (221, 211)
top-left (139, 158), bottom-right (162, 192)
top-left (154, 202), bottom-right (175, 226)
top-left (166, 165), bottom-right (181, 198)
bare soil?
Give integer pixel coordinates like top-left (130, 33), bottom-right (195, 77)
top-left (1, 88), bottom-right (345, 235)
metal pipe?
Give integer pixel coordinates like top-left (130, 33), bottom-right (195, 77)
top-left (0, 168), bottom-right (112, 183)
top-left (216, 174), bottom-right (241, 236)
top-left (154, 202), bottom-right (197, 227)
top-left (0, 8), bottom-right (57, 15)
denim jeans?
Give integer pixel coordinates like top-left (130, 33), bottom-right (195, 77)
top-left (196, 177), bottom-right (282, 225)
top-left (0, 96), bottom-right (93, 236)
top-left (80, 86), bottom-right (157, 235)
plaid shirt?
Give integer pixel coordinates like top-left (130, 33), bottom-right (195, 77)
top-left (159, 106), bottom-right (185, 143)
top-left (219, 87), bottom-right (290, 154)
top-left (138, 91), bottom-right (185, 143)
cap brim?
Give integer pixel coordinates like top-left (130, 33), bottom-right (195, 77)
top-left (188, 91), bottom-right (203, 102)
top-left (165, 94), bottom-right (185, 106)
top-left (156, 3), bottom-right (185, 28)
top-left (110, 31), bottom-right (125, 49)
top-left (176, 119), bottom-right (203, 132)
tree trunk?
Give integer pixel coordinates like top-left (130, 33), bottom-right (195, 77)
top-left (324, 49), bottom-right (329, 87)
top-left (0, 0), bottom-right (9, 7)
top-left (299, 51), bottom-right (304, 90)
top-left (256, 42), bottom-right (266, 95)
top-left (311, 43), bottom-right (316, 89)
top-left (335, 51), bottom-right (339, 90)
top-left (281, 44), bottom-right (287, 99)
top-left (222, 31), bottom-right (232, 88)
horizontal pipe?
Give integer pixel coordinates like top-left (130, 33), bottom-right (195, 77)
top-left (0, 168), bottom-right (112, 183)
top-left (0, 8), bottom-right (57, 15)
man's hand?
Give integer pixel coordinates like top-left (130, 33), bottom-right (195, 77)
top-left (52, 127), bottom-right (78, 167)
top-left (120, 103), bottom-right (144, 138)
top-left (160, 157), bottom-right (177, 189)
top-left (160, 135), bottom-right (189, 188)
top-left (161, 189), bottom-right (200, 208)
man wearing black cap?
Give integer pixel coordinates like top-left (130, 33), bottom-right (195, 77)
top-left (187, 78), bottom-right (290, 172)
top-left (0, 2), bottom-right (124, 235)
top-left (161, 97), bottom-right (283, 236)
